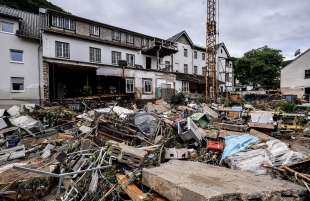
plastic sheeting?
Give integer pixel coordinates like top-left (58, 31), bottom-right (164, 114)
top-left (134, 112), bottom-right (159, 137)
top-left (226, 139), bottom-right (305, 175)
top-left (221, 134), bottom-right (260, 160)
top-left (250, 111), bottom-right (274, 124)
top-left (226, 149), bottom-right (272, 175)
top-left (266, 139), bottom-right (304, 166)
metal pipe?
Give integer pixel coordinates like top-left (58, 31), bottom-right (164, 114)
top-left (13, 165), bottom-right (112, 178)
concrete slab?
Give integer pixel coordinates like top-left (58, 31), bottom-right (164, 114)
top-left (142, 160), bottom-right (308, 201)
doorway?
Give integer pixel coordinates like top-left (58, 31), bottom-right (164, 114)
top-left (146, 57), bottom-right (151, 69)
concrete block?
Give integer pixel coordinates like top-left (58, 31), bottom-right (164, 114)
top-left (142, 160), bottom-right (307, 201)
top-left (107, 140), bottom-right (147, 167)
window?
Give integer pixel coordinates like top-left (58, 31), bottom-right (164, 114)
top-left (126, 53), bottom-right (135, 67)
top-left (184, 49), bottom-right (188, 57)
top-left (143, 79), bottom-right (152, 94)
top-left (126, 78), bottom-right (134, 93)
top-left (90, 47), bottom-right (101, 63)
top-left (11, 77), bottom-right (24, 92)
top-left (305, 70), bottom-right (310, 79)
top-left (52, 15), bottom-right (63, 28)
top-left (90, 25), bottom-right (100, 36)
top-left (202, 67), bottom-right (207, 75)
top-left (165, 61), bottom-right (170, 69)
top-left (112, 51), bottom-right (121, 65)
top-left (1, 21), bottom-right (14, 33)
top-left (225, 73), bottom-right (230, 82)
top-left (202, 53), bottom-right (205, 60)
top-left (142, 38), bottom-right (149, 47)
top-left (126, 34), bottom-right (134, 44)
top-left (221, 48), bottom-right (223, 54)
top-left (55, 41), bottom-right (70, 59)
top-left (63, 18), bottom-right (75, 30)
top-left (182, 81), bottom-right (189, 93)
top-left (10, 50), bottom-right (23, 62)
top-left (184, 64), bottom-right (188, 74)
top-left (112, 31), bottom-right (121, 41)
top-left (52, 15), bottom-right (75, 30)
top-left (194, 66), bottom-right (198, 75)
top-left (194, 51), bottom-right (197, 59)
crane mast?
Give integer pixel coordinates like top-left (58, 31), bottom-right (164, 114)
top-left (206, 0), bottom-right (218, 102)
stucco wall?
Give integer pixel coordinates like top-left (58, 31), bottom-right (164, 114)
top-left (42, 33), bottom-right (158, 70)
top-left (281, 50), bottom-right (310, 97)
top-left (0, 16), bottom-right (40, 102)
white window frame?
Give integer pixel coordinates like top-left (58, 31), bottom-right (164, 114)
top-left (112, 31), bottom-right (121, 41)
top-left (184, 48), bottom-right (188, 57)
top-left (194, 66), bottom-right (198, 75)
top-left (143, 79), bottom-right (152, 94)
top-left (202, 52), bottom-right (205, 60)
top-left (11, 77), bottom-right (24, 92)
top-left (55, 41), bottom-right (70, 59)
top-left (142, 38), bottom-right (149, 47)
top-left (126, 53), bottom-right (135, 67)
top-left (0, 21), bottom-right (14, 34)
top-left (10, 49), bottom-right (23, 63)
top-left (184, 64), bottom-right (188, 74)
top-left (90, 47), bottom-right (101, 63)
top-left (182, 81), bottom-right (189, 93)
top-left (112, 51), bottom-right (121, 65)
top-left (126, 34), bottom-right (134, 44)
top-left (126, 78), bottom-right (135, 93)
top-left (90, 25), bottom-right (100, 36)
top-left (194, 51), bottom-right (197, 59)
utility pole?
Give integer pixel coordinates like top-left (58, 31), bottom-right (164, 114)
top-left (206, 0), bottom-right (218, 103)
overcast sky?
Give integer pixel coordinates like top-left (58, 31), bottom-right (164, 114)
top-left (49, 0), bottom-right (309, 60)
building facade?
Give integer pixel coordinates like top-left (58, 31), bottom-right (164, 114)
top-left (0, 6), bottom-right (42, 105)
top-left (0, 5), bottom-right (234, 104)
top-left (164, 31), bottom-right (234, 96)
top-left (281, 49), bottom-right (310, 99)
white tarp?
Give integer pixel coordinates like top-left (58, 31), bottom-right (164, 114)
top-left (250, 111), bottom-right (274, 124)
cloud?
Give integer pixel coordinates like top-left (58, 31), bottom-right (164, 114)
top-left (49, 0), bottom-right (310, 59)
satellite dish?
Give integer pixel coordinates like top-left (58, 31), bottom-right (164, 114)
top-left (294, 49), bottom-right (301, 57)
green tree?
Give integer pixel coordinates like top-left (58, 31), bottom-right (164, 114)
top-left (0, 0), bottom-right (64, 13)
top-left (234, 46), bottom-right (284, 89)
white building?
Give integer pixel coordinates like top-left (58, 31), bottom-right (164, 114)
top-left (281, 49), bottom-right (310, 98)
top-left (0, 6), bottom-right (234, 104)
top-left (0, 6), bottom-right (42, 105)
top-left (165, 31), bottom-right (234, 95)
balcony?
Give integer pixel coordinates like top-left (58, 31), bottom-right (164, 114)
top-left (142, 38), bottom-right (178, 57)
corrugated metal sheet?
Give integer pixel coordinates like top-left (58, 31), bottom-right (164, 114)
top-left (0, 5), bottom-right (40, 39)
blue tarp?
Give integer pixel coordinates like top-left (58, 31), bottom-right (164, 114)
top-left (221, 134), bottom-right (260, 160)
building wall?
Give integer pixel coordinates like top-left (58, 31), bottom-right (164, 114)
top-left (42, 33), bottom-right (159, 70)
top-left (0, 16), bottom-right (40, 102)
top-left (281, 50), bottom-right (310, 98)
top-left (163, 39), bottom-right (234, 93)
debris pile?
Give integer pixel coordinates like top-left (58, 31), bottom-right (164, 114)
top-left (0, 98), bottom-right (309, 201)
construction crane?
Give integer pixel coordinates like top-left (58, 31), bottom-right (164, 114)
top-left (205, 0), bottom-right (218, 103)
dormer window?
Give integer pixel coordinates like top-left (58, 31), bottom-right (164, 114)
top-left (126, 34), bottom-right (134, 44)
top-left (90, 25), bottom-right (100, 36)
top-left (112, 31), bottom-right (121, 41)
top-left (142, 38), bottom-right (149, 48)
top-left (51, 15), bottom-right (75, 31)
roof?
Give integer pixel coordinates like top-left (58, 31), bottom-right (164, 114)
top-left (46, 8), bottom-right (165, 41)
top-left (282, 49), bottom-right (310, 70)
top-left (0, 5), bottom-right (40, 39)
top-left (168, 31), bottom-right (231, 57)
top-left (167, 30), bottom-right (194, 46)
